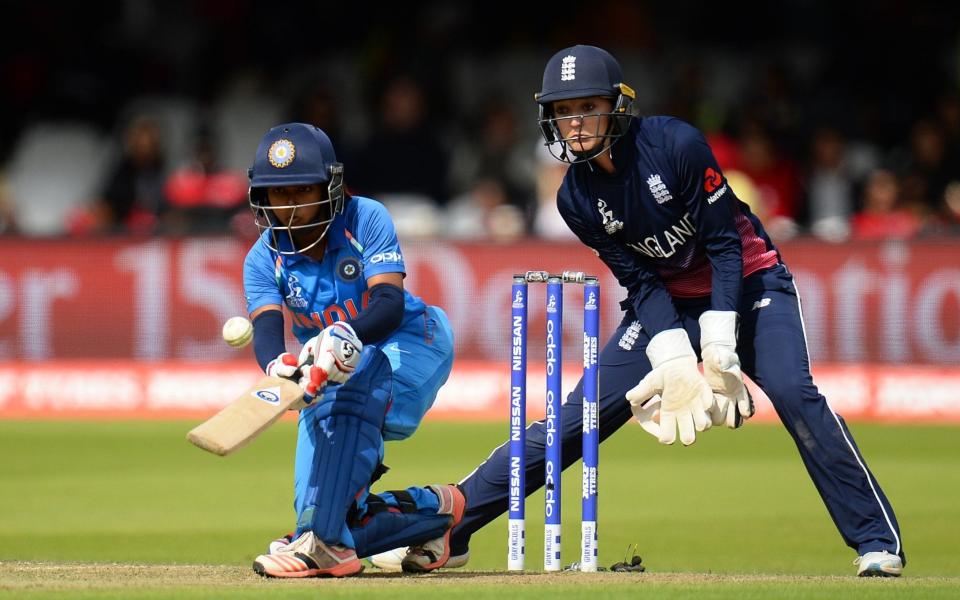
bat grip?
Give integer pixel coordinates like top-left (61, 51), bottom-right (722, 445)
top-left (300, 353), bottom-right (316, 404)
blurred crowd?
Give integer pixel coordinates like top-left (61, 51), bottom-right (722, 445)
top-left (1, 1), bottom-right (959, 242)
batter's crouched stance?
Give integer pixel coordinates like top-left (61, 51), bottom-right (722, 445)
top-left (242, 123), bottom-right (464, 577)
top-left (418, 45), bottom-right (903, 577)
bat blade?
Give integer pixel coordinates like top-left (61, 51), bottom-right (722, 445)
top-left (187, 376), bottom-right (305, 456)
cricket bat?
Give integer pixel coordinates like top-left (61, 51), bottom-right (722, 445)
top-left (187, 376), bottom-right (306, 456)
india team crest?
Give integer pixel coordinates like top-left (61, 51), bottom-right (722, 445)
top-left (268, 139), bottom-right (296, 168)
top-left (336, 256), bottom-right (363, 281)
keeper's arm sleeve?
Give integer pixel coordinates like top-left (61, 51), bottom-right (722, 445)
top-left (669, 119), bottom-right (743, 312)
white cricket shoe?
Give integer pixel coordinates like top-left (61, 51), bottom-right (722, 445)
top-left (854, 550), bottom-right (903, 577)
top-left (253, 530), bottom-right (363, 578)
top-left (367, 547), bottom-right (407, 572)
top-left (268, 532), bottom-right (294, 555)
top-left (368, 547), bottom-right (470, 571)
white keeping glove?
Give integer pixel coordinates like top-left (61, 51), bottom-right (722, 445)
top-left (625, 329), bottom-right (712, 445)
top-left (630, 394), bottom-right (662, 439)
top-left (265, 352), bottom-right (300, 380)
top-left (699, 310), bottom-right (755, 429)
top-left (297, 322), bottom-right (363, 397)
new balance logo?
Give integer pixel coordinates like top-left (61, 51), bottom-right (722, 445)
top-left (619, 320), bottom-right (642, 350)
top-left (751, 298), bottom-right (771, 311)
top-left (646, 174), bottom-right (673, 204)
top-left (560, 55), bottom-right (576, 81)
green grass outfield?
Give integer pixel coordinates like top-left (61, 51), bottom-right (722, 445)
top-left (1, 420), bottom-right (958, 598)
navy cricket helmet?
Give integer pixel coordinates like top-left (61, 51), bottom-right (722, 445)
top-left (248, 123), bottom-right (345, 255)
top-left (535, 45), bottom-right (636, 163)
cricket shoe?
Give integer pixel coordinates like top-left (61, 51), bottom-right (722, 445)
top-left (854, 551), bottom-right (903, 577)
top-left (369, 547), bottom-right (470, 571)
top-left (267, 532), bottom-right (294, 554)
top-left (401, 484), bottom-right (467, 573)
top-left (367, 547), bottom-right (407, 572)
top-left (444, 550), bottom-right (470, 569)
top-left (253, 530), bottom-right (363, 578)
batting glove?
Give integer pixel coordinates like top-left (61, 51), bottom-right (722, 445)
top-left (625, 329), bottom-right (712, 446)
top-left (265, 352), bottom-right (300, 380)
top-left (699, 311), bottom-right (755, 429)
top-left (297, 322), bottom-right (363, 397)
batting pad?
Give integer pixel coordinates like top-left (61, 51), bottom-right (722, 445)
top-left (297, 347), bottom-right (393, 545)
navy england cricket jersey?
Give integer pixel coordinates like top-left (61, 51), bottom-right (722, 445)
top-left (557, 117), bottom-right (779, 336)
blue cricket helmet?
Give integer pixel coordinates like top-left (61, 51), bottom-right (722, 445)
top-left (536, 44), bottom-right (625, 104)
top-left (248, 122), bottom-right (340, 187)
top-left (535, 45), bottom-right (636, 163)
top-left (248, 123), bottom-right (345, 255)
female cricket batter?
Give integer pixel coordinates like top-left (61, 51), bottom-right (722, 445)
top-left (243, 123), bottom-right (464, 577)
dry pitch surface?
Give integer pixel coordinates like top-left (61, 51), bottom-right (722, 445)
top-left (3, 561), bottom-right (957, 600)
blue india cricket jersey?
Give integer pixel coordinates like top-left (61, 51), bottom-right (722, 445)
top-left (243, 195), bottom-right (427, 343)
top-left (557, 117), bottom-right (780, 336)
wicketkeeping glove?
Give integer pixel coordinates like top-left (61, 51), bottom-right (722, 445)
top-left (699, 310), bottom-right (755, 428)
top-left (625, 329), bottom-right (712, 445)
top-left (630, 394), bottom-right (662, 439)
top-left (297, 321), bottom-right (363, 397)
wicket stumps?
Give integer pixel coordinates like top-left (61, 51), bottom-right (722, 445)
top-left (509, 270), bottom-right (600, 572)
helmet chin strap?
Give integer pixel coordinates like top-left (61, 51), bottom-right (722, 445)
top-left (585, 144), bottom-right (616, 174)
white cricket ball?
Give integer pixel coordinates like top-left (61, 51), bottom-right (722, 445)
top-left (222, 316), bottom-right (254, 348)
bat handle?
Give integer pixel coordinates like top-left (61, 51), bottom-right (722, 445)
top-left (299, 353), bottom-right (317, 405)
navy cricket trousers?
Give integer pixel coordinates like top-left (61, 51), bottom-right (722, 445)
top-left (452, 264), bottom-right (904, 562)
